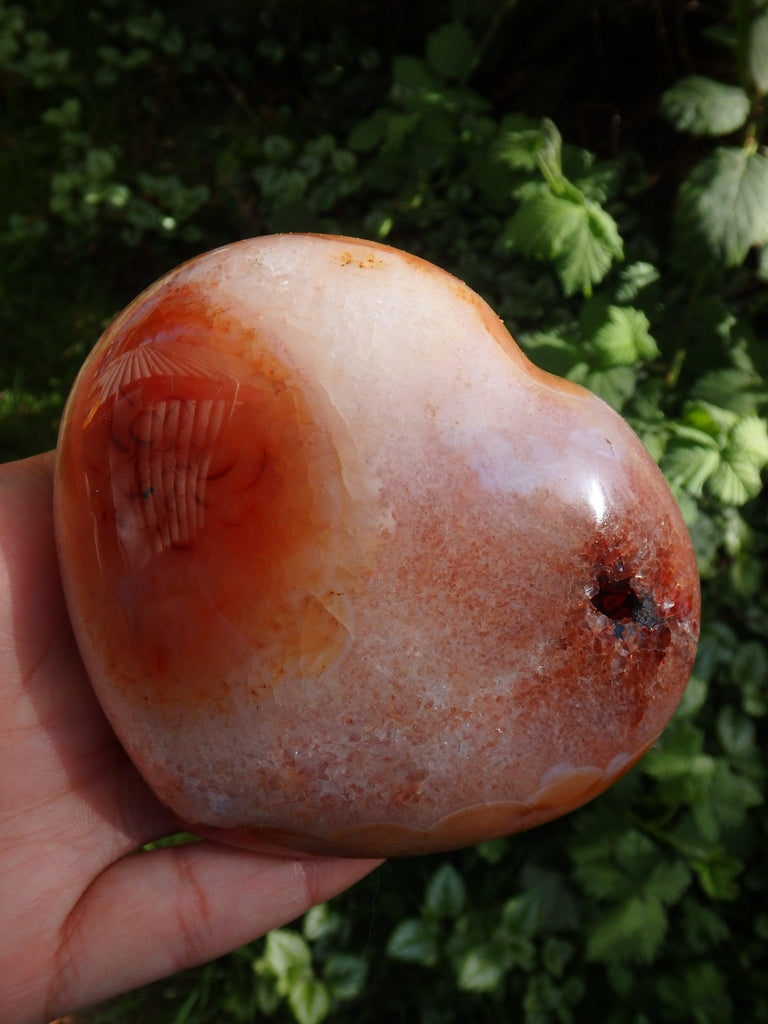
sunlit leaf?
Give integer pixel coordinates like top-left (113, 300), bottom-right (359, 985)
top-left (455, 945), bottom-right (508, 992)
top-left (288, 977), bottom-right (331, 1024)
top-left (661, 76), bottom-right (750, 136)
top-left (262, 929), bottom-right (312, 982)
top-left (590, 305), bottom-right (659, 366)
top-left (505, 188), bottom-right (623, 295)
top-left (748, 13), bottom-right (768, 92)
top-left (675, 146), bottom-right (768, 265)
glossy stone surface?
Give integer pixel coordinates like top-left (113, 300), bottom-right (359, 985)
top-left (54, 234), bottom-right (700, 856)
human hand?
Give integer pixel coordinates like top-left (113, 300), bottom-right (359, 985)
top-left (0, 452), bottom-right (381, 1024)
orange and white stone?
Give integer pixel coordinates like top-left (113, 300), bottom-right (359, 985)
top-left (54, 234), bottom-right (700, 855)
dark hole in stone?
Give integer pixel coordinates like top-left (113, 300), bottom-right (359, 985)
top-left (591, 576), bottom-right (639, 621)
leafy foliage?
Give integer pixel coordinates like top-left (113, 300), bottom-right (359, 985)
top-left (3, 1), bottom-right (768, 1022)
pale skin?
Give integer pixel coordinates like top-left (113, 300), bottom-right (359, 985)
top-left (0, 452), bottom-right (382, 1024)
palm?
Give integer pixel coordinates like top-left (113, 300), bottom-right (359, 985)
top-left (0, 453), bottom-right (379, 1024)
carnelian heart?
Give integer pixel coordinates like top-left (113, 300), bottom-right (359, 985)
top-left (54, 234), bottom-right (700, 856)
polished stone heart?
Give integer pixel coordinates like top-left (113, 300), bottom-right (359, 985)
top-left (54, 234), bottom-right (700, 856)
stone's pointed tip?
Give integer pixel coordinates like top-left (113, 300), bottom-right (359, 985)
top-left (54, 233), bottom-right (700, 858)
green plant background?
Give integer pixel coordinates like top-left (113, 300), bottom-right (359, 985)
top-left (2, 1), bottom-right (767, 1021)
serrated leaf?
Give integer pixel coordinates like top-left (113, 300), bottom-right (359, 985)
top-left (692, 368), bottom-right (768, 416)
top-left (692, 847), bottom-right (743, 901)
top-left (656, 963), bottom-right (733, 1021)
top-left (506, 188), bottom-right (623, 295)
top-left (709, 763), bottom-right (764, 826)
top-left (573, 860), bottom-right (631, 901)
top-left (424, 863), bottom-right (466, 919)
top-left (425, 22), bottom-right (475, 81)
top-left (586, 896), bottom-right (668, 964)
top-left (614, 260), bottom-right (660, 302)
top-left (675, 146), bottom-right (768, 266)
top-left (661, 424), bottom-right (721, 496)
top-left (707, 448), bottom-right (764, 505)
top-left (497, 127), bottom-right (546, 171)
top-left (661, 76), bottom-right (750, 136)
top-left (590, 305), bottom-right (659, 366)
top-left (731, 415), bottom-right (768, 459)
top-left (558, 199), bottom-right (623, 295)
top-left (647, 859), bottom-right (692, 905)
top-left (568, 363), bottom-right (637, 411)
top-left (386, 919), bottom-right (438, 965)
top-left (643, 722), bottom-right (713, 781)
top-left (682, 898), bottom-right (731, 953)
top-left (748, 13), bottom-right (768, 92)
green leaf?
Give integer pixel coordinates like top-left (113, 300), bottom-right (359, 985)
top-left (506, 188), bottom-right (623, 295)
top-left (730, 414), bottom-right (768, 459)
top-left (707, 419), bottom-right (768, 505)
top-left (706, 456), bottom-right (759, 505)
top-left (613, 261), bottom-right (660, 303)
top-left (392, 55), bottom-right (436, 92)
top-left (498, 127), bottom-right (547, 172)
top-left (590, 305), bottom-right (659, 366)
top-left (475, 837), bottom-right (510, 864)
top-left (681, 897), bottom-right (731, 953)
top-left (675, 146), bottom-right (768, 266)
top-left (692, 847), bottom-right (743, 901)
top-left (655, 963), bottom-right (733, 1023)
top-left (455, 944), bottom-right (508, 992)
top-left (516, 865), bottom-right (580, 933)
top-left (424, 863), bottom-right (466, 919)
top-left (568, 363), bottom-right (638, 411)
top-left (731, 641), bottom-right (768, 716)
top-left (425, 22), bottom-right (475, 81)
top-left (647, 859), bottom-right (692, 905)
top-left (706, 762), bottom-right (764, 829)
top-left (262, 929), bottom-right (312, 985)
top-left (323, 953), bottom-right (368, 1001)
top-left (748, 13), bottom-right (768, 92)
top-left (586, 895), bottom-right (668, 964)
top-left (386, 919), bottom-right (438, 966)
top-left (692, 367), bottom-right (768, 416)
top-left (661, 433), bottom-right (720, 498)
top-left (660, 76), bottom-right (750, 136)
top-left (348, 109), bottom-right (389, 152)
top-left (288, 976), bottom-right (331, 1024)
top-left (302, 903), bottom-right (342, 942)
top-left (520, 330), bottom-right (581, 377)
top-left (541, 937), bottom-right (575, 978)
top-left (536, 118), bottom-right (566, 191)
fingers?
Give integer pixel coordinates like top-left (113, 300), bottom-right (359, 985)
top-left (46, 842), bottom-right (382, 1021)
